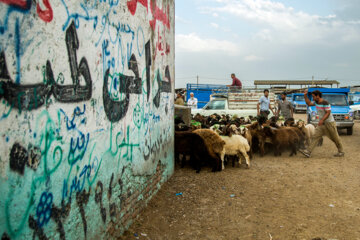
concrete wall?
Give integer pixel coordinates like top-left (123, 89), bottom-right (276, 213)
top-left (0, 0), bottom-right (174, 239)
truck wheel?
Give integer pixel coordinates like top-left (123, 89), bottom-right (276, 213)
top-left (347, 127), bottom-right (353, 135)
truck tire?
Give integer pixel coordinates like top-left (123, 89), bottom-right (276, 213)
top-left (347, 127), bottom-right (353, 135)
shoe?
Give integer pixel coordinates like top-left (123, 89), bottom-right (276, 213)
top-left (298, 149), bottom-right (311, 158)
top-left (334, 152), bottom-right (345, 157)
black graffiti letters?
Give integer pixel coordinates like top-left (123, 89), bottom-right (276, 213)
top-left (103, 54), bottom-right (142, 122)
top-left (0, 20), bottom-right (92, 111)
top-left (9, 143), bottom-right (28, 175)
top-left (103, 40), bottom-right (172, 122)
top-left (0, 21), bottom-right (172, 121)
top-left (145, 41), bottom-right (151, 101)
top-left (53, 21), bottom-right (92, 103)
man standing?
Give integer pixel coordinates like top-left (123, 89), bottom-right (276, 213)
top-left (175, 92), bottom-right (184, 105)
top-left (257, 89), bottom-right (275, 118)
top-left (276, 92), bottom-right (293, 120)
top-left (187, 92), bottom-right (198, 109)
top-left (299, 89), bottom-right (344, 157)
top-left (229, 73), bottom-right (242, 89)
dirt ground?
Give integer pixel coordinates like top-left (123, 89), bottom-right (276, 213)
top-left (121, 114), bottom-right (360, 240)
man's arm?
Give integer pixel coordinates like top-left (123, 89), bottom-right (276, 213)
top-left (269, 103), bottom-right (275, 114)
top-left (290, 103), bottom-right (294, 117)
top-left (319, 110), bottom-right (331, 126)
top-left (276, 103), bottom-right (280, 116)
top-left (257, 102), bottom-right (260, 115)
top-left (304, 89), bottom-right (315, 106)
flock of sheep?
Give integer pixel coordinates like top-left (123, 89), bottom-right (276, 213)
top-left (175, 114), bottom-right (319, 173)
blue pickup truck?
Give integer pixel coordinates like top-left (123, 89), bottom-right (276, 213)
top-left (307, 88), bottom-right (354, 135)
top-left (292, 93), bottom-right (307, 113)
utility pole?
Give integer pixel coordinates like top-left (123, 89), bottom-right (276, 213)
top-left (312, 75), bottom-right (314, 87)
top-left (197, 75), bottom-right (199, 85)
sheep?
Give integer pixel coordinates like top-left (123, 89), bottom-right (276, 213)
top-left (175, 131), bottom-right (221, 173)
top-left (220, 135), bottom-right (251, 168)
top-left (284, 118), bottom-right (295, 127)
top-left (263, 126), bottom-right (301, 156)
top-left (303, 123), bottom-right (323, 147)
top-left (193, 129), bottom-right (226, 171)
top-left (209, 124), bottom-right (224, 135)
top-left (222, 123), bottom-right (254, 160)
top-left (245, 121), bottom-right (271, 157)
top-left (239, 126), bottom-right (253, 159)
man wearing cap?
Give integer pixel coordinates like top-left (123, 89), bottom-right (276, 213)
top-left (187, 92), bottom-right (198, 109)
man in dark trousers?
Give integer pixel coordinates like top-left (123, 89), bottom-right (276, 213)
top-left (257, 89), bottom-right (275, 118)
top-left (299, 89), bottom-right (344, 158)
top-left (276, 92), bottom-right (293, 120)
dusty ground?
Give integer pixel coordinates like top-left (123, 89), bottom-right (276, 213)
top-left (121, 115), bottom-right (360, 240)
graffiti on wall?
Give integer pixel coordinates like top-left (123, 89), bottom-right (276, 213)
top-left (0, 0), bottom-right (174, 239)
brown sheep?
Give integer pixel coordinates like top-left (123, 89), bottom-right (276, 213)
top-left (175, 131), bottom-right (220, 173)
top-left (245, 122), bottom-right (271, 157)
top-left (193, 129), bottom-right (226, 170)
top-left (263, 126), bottom-right (301, 156)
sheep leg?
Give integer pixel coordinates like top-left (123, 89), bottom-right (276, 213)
top-left (194, 154), bottom-right (202, 173)
top-left (289, 143), bottom-right (297, 156)
top-left (239, 150), bottom-right (250, 168)
top-left (220, 150), bottom-right (225, 170)
top-left (180, 154), bottom-right (186, 168)
top-left (318, 137), bottom-right (323, 146)
top-left (248, 143), bottom-right (253, 159)
top-left (259, 140), bottom-right (265, 157)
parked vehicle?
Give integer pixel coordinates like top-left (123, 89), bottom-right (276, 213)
top-left (186, 83), bottom-right (227, 109)
top-left (192, 91), bottom-right (276, 117)
top-left (350, 104), bottom-right (360, 119)
top-left (292, 93), bottom-right (307, 113)
top-left (307, 88), bottom-right (354, 135)
top-left (349, 92), bottom-right (360, 105)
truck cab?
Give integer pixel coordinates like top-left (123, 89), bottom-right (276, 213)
top-left (307, 88), bottom-right (354, 135)
top-left (292, 93), bottom-right (307, 112)
top-left (192, 91), bottom-right (275, 117)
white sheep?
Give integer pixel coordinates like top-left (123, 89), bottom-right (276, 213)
top-left (304, 123), bottom-right (323, 146)
top-left (220, 135), bottom-right (251, 168)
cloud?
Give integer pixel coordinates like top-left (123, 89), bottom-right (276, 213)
top-left (210, 22), bottom-right (219, 29)
top-left (176, 33), bottom-right (241, 55)
top-left (244, 54), bottom-right (264, 61)
top-left (175, 15), bottom-right (190, 24)
top-left (202, 0), bottom-right (360, 45)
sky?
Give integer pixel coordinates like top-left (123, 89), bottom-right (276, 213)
top-left (174, 0), bottom-right (360, 88)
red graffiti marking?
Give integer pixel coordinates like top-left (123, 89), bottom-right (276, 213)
top-left (154, 26), bottom-right (170, 59)
top-left (149, 1), bottom-right (170, 30)
top-left (127, 0), bottom-right (148, 15)
top-left (127, 0), bottom-right (170, 30)
top-left (36, 0), bottom-right (53, 22)
top-left (1, 0), bottom-right (52, 22)
top-left (0, 0), bottom-right (30, 9)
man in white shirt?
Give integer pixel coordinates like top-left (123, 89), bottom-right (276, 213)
top-left (187, 92), bottom-right (198, 109)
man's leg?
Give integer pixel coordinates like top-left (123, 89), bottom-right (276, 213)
top-left (299, 125), bottom-right (325, 157)
top-left (260, 111), bottom-right (269, 119)
top-left (324, 122), bottom-right (344, 156)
